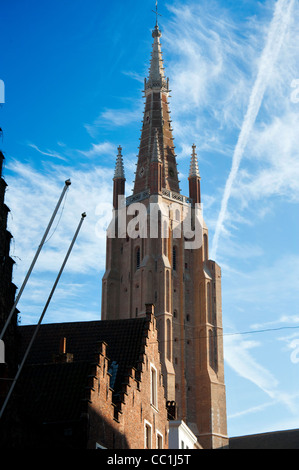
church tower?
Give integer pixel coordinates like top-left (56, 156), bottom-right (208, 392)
top-left (101, 18), bottom-right (228, 449)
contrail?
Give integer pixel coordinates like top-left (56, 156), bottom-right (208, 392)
top-left (211, 0), bottom-right (295, 260)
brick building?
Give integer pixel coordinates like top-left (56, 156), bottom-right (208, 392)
top-left (102, 20), bottom-right (228, 449)
top-left (0, 17), bottom-right (228, 450)
top-left (1, 306), bottom-right (171, 449)
top-left (0, 151), bottom-right (19, 394)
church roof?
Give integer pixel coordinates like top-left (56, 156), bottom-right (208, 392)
top-left (17, 361), bottom-right (92, 424)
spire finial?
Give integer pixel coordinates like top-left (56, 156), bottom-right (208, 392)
top-left (152, 0), bottom-right (162, 28)
top-left (147, 2), bottom-right (166, 89)
top-left (189, 144), bottom-right (200, 179)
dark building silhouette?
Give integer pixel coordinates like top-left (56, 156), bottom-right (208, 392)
top-left (1, 308), bottom-right (170, 449)
top-left (0, 150), bottom-right (19, 389)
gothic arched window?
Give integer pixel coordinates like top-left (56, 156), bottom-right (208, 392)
top-left (173, 246), bottom-right (177, 271)
top-left (166, 319), bottom-right (171, 361)
top-left (204, 234), bottom-right (208, 261)
top-left (136, 247), bottom-right (141, 270)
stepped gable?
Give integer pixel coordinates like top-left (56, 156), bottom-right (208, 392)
top-left (17, 316), bottom-right (151, 420)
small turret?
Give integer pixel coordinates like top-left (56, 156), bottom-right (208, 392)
top-left (113, 146), bottom-right (126, 210)
top-left (188, 144), bottom-right (201, 205)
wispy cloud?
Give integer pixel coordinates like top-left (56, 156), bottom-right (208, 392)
top-left (223, 254), bottom-right (299, 309)
top-left (163, 1), bottom-right (258, 141)
top-left (84, 106), bottom-right (142, 137)
top-left (122, 70), bottom-right (144, 83)
top-left (211, 0), bottom-right (296, 259)
top-left (224, 332), bottom-right (299, 416)
top-left (5, 160), bottom-right (114, 323)
top-left (28, 143), bottom-right (67, 161)
top-left (224, 334), bottom-right (279, 394)
top-left (233, 112), bottom-right (299, 204)
top-left (79, 142), bottom-right (115, 159)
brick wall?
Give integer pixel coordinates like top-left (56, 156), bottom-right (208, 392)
top-left (86, 309), bottom-right (169, 449)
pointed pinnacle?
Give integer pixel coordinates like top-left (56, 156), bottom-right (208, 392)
top-left (114, 145), bottom-right (126, 179)
top-left (189, 144), bottom-right (200, 178)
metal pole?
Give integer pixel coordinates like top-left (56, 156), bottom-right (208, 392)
top-left (0, 212), bottom-right (86, 420)
top-left (0, 179), bottom-right (71, 341)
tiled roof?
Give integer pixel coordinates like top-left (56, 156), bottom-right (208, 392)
top-left (18, 361), bottom-right (92, 423)
top-left (16, 318), bottom-right (149, 424)
top-left (19, 318), bottom-right (146, 365)
top-left (229, 429), bottom-right (299, 449)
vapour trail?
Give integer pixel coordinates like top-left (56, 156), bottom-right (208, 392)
top-left (211, 0), bottom-right (295, 260)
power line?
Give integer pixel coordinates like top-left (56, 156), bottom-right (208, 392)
top-left (148, 323), bottom-right (299, 345)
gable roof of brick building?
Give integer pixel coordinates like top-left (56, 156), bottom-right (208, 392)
top-left (13, 317), bottom-right (158, 431)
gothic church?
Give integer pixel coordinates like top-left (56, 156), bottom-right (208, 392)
top-left (0, 18), bottom-right (228, 450)
top-left (102, 19), bottom-right (228, 450)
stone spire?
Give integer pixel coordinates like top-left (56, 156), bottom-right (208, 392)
top-left (189, 144), bottom-right (200, 178)
top-left (133, 21), bottom-right (179, 196)
top-left (145, 24), bottom-right (168, 93)
top-left (114, 146), bottom-right (125, 180)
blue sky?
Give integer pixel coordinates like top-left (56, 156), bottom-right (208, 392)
top-left (1, 0), bottom-right (299, 439)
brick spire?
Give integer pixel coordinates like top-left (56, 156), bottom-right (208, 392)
top-left (133, 21), bottom-right (180, 196)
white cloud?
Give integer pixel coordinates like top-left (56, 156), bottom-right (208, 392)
top-left (79, 141), bottom-right (116, 159)
top-left (234, 112), bottom-right (299, 204)
top-left (224, 332), bottom-right (299, 415)
top-left (224, 334), bottom-right (279, 394)
top-left (84, 106), bottom-right (142, 137)
top-left (5, 159), bottom-right (115, 325)
top-left (223, 254), bottom-right (299, 308)
top-left (211, 0), bottom-right (296, 259)
top-left (122, 70), bottom-right (144, 83)
top-left (28, 143), bottom-right (67, 161)
top-left (6, 160), bottom-right (113, 280)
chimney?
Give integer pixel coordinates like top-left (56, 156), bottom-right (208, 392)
top-left (166, 400), bottom-right (177, 420)
top-left (53, 337), bottom-right (73, 363)
top-left (59, 337), bottom-right (66, 355)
